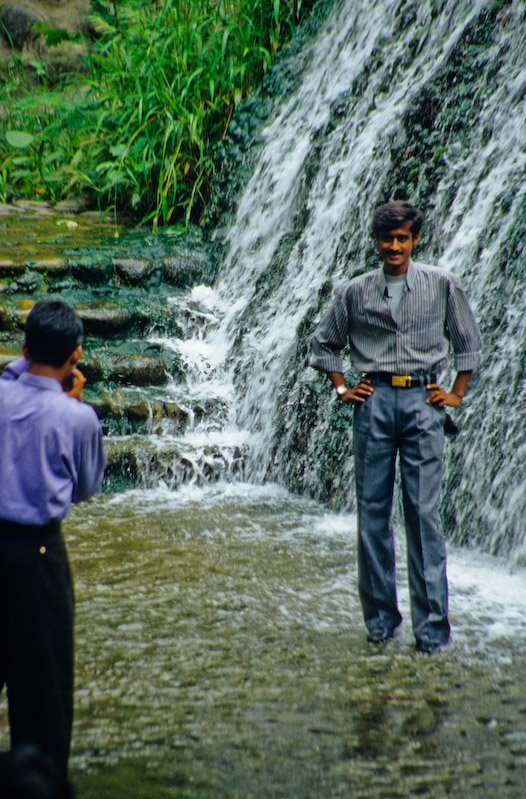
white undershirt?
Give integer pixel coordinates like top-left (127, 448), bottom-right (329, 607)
top-left (385, 273), bottom-right (406, 320)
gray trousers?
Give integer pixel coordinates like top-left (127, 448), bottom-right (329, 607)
top-left (353, 381), bottom-right (450, 647)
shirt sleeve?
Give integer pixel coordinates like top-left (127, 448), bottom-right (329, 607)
top-left (309, 288), bottom-right (350, 374)
top-left (445, 275), bottom-right (482, 371)
top-left (71, 408), bottom-right (107, 503)
top-left (1, 357), bottom-right (29, 380)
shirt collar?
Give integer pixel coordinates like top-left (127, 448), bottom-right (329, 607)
top-left (19, 372), bottom-right (63, 392)
top-left (378, 259), bottom-right (417, 294)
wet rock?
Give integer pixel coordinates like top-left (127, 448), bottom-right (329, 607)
top-left (164, 401), bottom-right (191, 430)
top-left (86, 395), bottom-right (113, 420)
top-left (76, 300), bottom-right (131, 335)
top-left (13, 199), bottom-right (55, 215)
top-left (12, 298), bottom-right (36, 327)
top-left (103, 439), bottom-right (140, 489)
top-left (161, 251), bottom-right (210, 288)
top-left (107, 354), bottom-right (168, 386)
top-left (78, 355), bottom-right (104, 385)
top-left (11, 271), bottom-right (43, 293)
top-left (28, 257), bottom-right (69, 275)
top-left (0, 204), bottom-right (20, 217)
top-left (71, 256), bottom-right (114, 284)
top-left (0, 5), bottom-right (46, 49)
top-left (124, 398), bottom-right (151, 422)
top-left (0, 260), bottom-right (26, 276)
top-left (53, 198), bottom-right (89, 214)
top-left (113, 257), bottom-right (157, 286)
top-left (193, 397), bottom-right (230, 424)
top-left (0, 304), bottom-right (14, 331)
top-left (77, 210), bottom-right (124, 225)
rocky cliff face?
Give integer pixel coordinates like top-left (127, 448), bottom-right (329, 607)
top-left (0, 0), bottom-right (91, 81)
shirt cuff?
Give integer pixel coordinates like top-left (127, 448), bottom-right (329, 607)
top-left (309, 354), bottom-right (346, 374)
top-left (454, 351), bottom-right (482, 372)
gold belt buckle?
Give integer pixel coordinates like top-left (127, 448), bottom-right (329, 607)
top-left (391, 375), bottom-right (411, 388)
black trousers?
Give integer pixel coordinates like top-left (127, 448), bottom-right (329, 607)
top-left (0, 519), bottom-right (74, 784)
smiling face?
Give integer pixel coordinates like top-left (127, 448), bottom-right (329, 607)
top-left (376, 221), bottom-right (419, 275)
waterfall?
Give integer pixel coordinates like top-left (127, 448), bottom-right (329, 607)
top-left (201, 0), bottom-right (526, 557)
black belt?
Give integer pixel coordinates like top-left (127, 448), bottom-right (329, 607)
top-left (364, 372), bottom-right (437, 388)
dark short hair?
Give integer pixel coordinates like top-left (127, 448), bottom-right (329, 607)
top-left (372, 201), bottom-right (425, 237)
top-left (24, 300), bottom-right (84, 368)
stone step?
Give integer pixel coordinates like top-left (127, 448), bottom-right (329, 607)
top-left (103, 434), bottom-right (247, 492)
top-left (0, 250), bottom-right (212, 290)
top-left (0, 291), bottom-right (184, 339)
top-left (85, 386), bottom-right (230, 437)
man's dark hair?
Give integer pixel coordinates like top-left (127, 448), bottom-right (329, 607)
top-left (24, 300), bottom-right (83, 368)
top-left (372, 201), bottom-right (425, 238)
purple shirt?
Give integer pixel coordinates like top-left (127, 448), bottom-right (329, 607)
top-left (0, 357), bottom-right (107, 525)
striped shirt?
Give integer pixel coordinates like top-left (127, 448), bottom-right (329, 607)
top-left (310, 260), bottom-right (482, 375)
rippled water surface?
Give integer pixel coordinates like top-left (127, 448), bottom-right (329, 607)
top-left (2, 484), bottom-right (523, 798)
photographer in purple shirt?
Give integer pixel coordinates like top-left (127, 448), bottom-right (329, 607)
top-left (0, 300), bottom-right (106, 793)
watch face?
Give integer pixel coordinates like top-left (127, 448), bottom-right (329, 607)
top-left (337, 385), bottom-right (347, 395)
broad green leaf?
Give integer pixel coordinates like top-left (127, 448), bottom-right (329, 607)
top-left (110, 144), bottom-right (127, 158)
top-left (6, 131), bottom-right (35, 149)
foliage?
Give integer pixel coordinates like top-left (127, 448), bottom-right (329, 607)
top-left (0, 0), bottom-right (315, 227)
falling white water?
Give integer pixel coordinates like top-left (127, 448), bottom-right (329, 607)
top-left (133, 0), bottom-right (525, 555)
top-left (195, 0), bottom-right (526, 555)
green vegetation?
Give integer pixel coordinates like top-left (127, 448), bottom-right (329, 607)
top-left (0, 0), bottom-right (315, 228)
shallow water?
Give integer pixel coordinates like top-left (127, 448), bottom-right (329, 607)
top-left (2, 484), bottom-right (523, 798)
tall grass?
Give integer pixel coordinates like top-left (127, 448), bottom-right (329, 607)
top-left (0, 0), bottom-right (315, 227)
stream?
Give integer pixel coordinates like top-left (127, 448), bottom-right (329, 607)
top-left (45, 485), bottom-right (526, 797)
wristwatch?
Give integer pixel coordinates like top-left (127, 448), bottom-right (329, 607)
top-left (336, 385), bottom-right (347, 396)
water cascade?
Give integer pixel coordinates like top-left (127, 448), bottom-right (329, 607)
top-left (206, 0), bottom-right (526, 558)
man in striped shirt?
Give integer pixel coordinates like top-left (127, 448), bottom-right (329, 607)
top-left (310, 201), bottom-right (482, 654)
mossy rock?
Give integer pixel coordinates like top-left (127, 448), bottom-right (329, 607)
top-left (161, 252), bottom-right (210, 288)
top-left (78, 355), bottom-right (105, 384)
top-left (0, 260), bottom-right (26, 276)
top-left (27, 257), bottom-right (69, 275)
top-left (113, 257), bottom-right (157, 286)
top-left (106, 353), bottom-right (168, 386)
top-left (71, 257), bottom-right (114, 285)
top-left (76, 300), bottom-right (131, 335)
